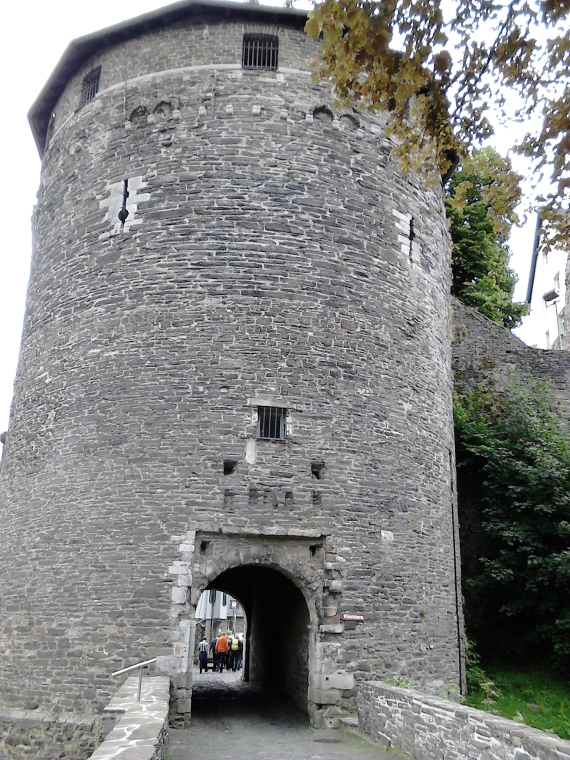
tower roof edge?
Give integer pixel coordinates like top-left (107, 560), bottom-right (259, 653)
top-left (28, 0), bottom-right (309, 156)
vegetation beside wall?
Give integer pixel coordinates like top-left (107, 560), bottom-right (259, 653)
top-left (455, 374), bottom-right (570, 671)
top-left (445, 149), bottom-right (527, 329)
top-left (464, 662), bottom-right (570, 740)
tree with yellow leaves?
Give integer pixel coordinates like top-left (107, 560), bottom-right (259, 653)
top-left (306, 0), bottom-right (569, 249)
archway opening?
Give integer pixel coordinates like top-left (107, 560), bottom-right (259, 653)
top-left (194, 588), bottom-right (247, 650)
top-left (201, 564), bottom-right (311, 713)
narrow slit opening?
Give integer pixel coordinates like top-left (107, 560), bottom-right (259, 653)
top-left (118, 179), bottom-right (129, 225)
top-left (409, 217), bottom-right (415, 262)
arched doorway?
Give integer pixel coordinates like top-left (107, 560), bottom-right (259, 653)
top-left (206, 565), bottom-right (311, 712)
top-left (164, 528), bottom-right (343, 725)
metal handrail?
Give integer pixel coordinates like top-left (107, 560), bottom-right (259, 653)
top-left (111, 657), bottom-right (157, 702)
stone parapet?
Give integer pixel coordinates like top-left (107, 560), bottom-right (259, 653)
top-left (358, 681), bottom-right (570, 760)
top-left (90, 676), bottom-right (170, 760)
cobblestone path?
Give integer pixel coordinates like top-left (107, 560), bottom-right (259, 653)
top-left (169, 670), bottom-right (410, 760)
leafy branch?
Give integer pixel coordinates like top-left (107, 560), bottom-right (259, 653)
top-left (307, 0), bottom-right (570, 248)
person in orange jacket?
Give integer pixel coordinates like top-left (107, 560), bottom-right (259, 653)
top-left (215, 631), bottom-right (229, 672)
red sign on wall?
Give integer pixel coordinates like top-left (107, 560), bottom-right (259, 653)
top-left (341, 612), bottom-right (365, 622)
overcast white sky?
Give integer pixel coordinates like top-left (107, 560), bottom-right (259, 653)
top-left (0, 0), bottom-right (539, 433)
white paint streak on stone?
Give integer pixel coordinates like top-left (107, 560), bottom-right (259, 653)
top-left (245, 438), bottom-right (257, 464)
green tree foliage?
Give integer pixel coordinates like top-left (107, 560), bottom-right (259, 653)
top-left (454, 376), bottom-right (570, 669)
top-left (446, 149), bottom-right (528, 328)
top-left (306, 0), bottom-right (569, 249)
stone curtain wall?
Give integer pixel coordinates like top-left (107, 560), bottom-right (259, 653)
top-left (451, 298), bottom-right (570, 423)
top-left (358, 681), bottom-right (570, 760)
top-left (0, 679), bottom-right (168, 760)
top-left (0, 710), bottom-right (99, 759)
top-left (0, 6), bottom-right (461, 747)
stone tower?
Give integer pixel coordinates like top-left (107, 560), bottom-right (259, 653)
top-left (0, 0), bottom-right (464, 743)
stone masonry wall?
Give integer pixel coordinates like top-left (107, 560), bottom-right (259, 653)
top-left (166, 527), bottom-right (351, 724)
top-left (451, 298), bottom-right (570, 422)
top-left (89, 676), bottom-right (169, 760)
top-left (0, 709), bottom-right (99, 759)
top-left (0, 7), bottom-right (462, 748)
top-left (358, 681), bottom-right (570, 760)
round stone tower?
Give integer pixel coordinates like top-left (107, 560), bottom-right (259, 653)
top-left (0, 0), bottom-right (464, 743)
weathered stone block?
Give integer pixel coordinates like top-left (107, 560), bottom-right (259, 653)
top-left (309, 687), bottom-right (341, 705)
top-left (322, 672), bottom-right (354, 691)
top-left (319, 624), bottom-right (344, 634)
top-left (171, 587), bottom-right (187, 604)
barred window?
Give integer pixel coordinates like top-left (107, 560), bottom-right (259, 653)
top-left (257, 406), bottom-right (287, 440)
top-left (242, 34), bottom-right (279, 71)
top-left (81, 67), bottom-right (101, 106)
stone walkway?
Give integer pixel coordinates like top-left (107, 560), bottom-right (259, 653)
top-left (169, 669), bottom-right (410, 760)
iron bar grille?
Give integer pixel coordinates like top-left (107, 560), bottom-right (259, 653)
top-left (242, 34), bottom-right (279, 71)
top-left (81, 67), bottom-right (101, 105)
top-left (257, 406), bottom-right (286, 440)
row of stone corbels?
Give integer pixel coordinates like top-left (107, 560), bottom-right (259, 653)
top-left (123, 97), bottom-right (385, 146)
